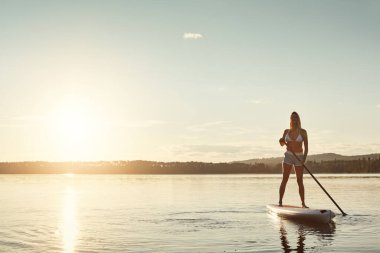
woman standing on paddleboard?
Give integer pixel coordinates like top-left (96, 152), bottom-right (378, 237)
top-left (278, 111), bottom-right (309, 208)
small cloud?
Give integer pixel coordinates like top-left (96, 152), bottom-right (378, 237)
top-left (246, 99), bottom-right (271, 104)
top-left (0, 114), bottom-right (46, 128)
top-left (164, 143), bottom-right (278, 162)
top-left (376, 104), bottom-right (380, 108)
top-left (109, 120), bottom-right (167, 128)
top-left (186, 121), bottom-right (259, 137)
top-left (12, 115), bottom-right (45, 121)
top-left (187, 121), bottom-right (228, 132)
top-left (312, 143), bottom-right (380, 156)
top-left (183, 32), bottom-right (203, 40)
top-left (250, 100), bottom-right (263, 104)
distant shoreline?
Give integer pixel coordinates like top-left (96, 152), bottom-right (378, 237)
top-left (1, 156), bottom-right (379, 174)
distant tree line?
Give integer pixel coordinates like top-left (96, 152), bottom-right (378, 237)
top-left (0, 161), bottom-right (270, 174)
top-left (303, 157), bottom-right (380, 173)
top-left (1, 157), bottom-right (380, 174)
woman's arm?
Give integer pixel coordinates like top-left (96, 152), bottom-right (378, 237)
top-left (302, 129), bottom-right (308, 163)
top-left (279, 129), bottom-right (288, 146)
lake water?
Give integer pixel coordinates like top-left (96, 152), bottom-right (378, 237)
top-left (0, 174), bottom-right (379, 252)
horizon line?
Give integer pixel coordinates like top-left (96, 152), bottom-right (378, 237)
top-left (1, 152), bottom-right (379, 164)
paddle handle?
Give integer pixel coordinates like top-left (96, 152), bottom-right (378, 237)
top-left (284, 143), bottom-right (347, 216)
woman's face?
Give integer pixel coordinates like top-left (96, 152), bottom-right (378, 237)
top-left (291, 114), bottom-right (299, 126)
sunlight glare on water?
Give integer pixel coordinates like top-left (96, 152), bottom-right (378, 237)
top-left (62, 186), bottom-right (78, 253)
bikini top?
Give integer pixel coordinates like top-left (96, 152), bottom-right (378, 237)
top-left (285, 130), bottom-right (303, 142)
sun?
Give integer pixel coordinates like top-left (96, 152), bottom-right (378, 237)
top-left (51, 95), bottom-right (104, 160)
top-left (57, 101), bottom-right (89, 144)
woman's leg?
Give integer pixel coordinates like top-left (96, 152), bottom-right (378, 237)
top-left (295, 166), bottom-right (307, 207)
top-left (279, 163), bottom-right (292, 206)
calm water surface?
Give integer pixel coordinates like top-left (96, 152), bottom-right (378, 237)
top-left (0, 174), bottom-right (379, 252)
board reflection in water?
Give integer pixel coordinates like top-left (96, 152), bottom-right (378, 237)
top-left (269, 213), bottom-right (336, 252)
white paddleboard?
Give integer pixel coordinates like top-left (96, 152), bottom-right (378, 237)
top-left (267, 204), bottom-right (335, 224)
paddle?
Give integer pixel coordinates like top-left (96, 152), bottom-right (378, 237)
top-left (285, 143), bottom-right (347, 216)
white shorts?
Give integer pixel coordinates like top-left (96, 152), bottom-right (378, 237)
top-left (283, 151), bottom-right (304, 166)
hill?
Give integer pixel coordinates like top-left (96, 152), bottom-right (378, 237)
top-left (236, 153), bottom-right (380, 165)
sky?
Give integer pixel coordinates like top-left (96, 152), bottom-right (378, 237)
top-left (0, 0), bottom-right (379, 162)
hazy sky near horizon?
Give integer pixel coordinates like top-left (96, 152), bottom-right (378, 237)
top-left (0, 0), bottom-right (379, 162)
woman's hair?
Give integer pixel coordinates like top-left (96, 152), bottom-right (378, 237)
top-left (290, 111), bottom-right (301, 129)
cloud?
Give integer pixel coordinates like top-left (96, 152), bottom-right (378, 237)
top-left (165, 144), bottom-right (251, 161)
top-left (108, 120), bottom-right (167, 128)
top-left (184, 121), bottom-right (266, 141)
top-left (376, 104), bottom-right (380, 108)
top-left (11, 115), bottom-right (46, 121)
top-left (183, 32), bottom-right (203, 40)
top-left (185, 121), bottom-right (256, 136)
top-left (312, 142), bottom-right (380, 156)
top-left (0, 114), bottom-right (46, 128)
top-left (164, 143), bottom-right (278, 162)
top-left (246, 98), bottom-right (274, 105)
top-left (187, 121), bottom-right (228, 132)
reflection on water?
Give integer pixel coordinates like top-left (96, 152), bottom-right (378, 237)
top-left (279, 223), bottom-right (304, 253)
top-left (62, 186), bottom-right (78, 253)
top-left (269, 214), bottom-right (336, 252)
top-left (1, 174), bottom-right (378, 252)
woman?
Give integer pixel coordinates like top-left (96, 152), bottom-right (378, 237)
top-left (278, 111), bottom-right (308, 208)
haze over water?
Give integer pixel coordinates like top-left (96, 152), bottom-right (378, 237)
top-left (1, 174), bottom-right (379, 252)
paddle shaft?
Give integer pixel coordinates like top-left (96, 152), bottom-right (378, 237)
top-left (285, 144), bottom-right (347, 216)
